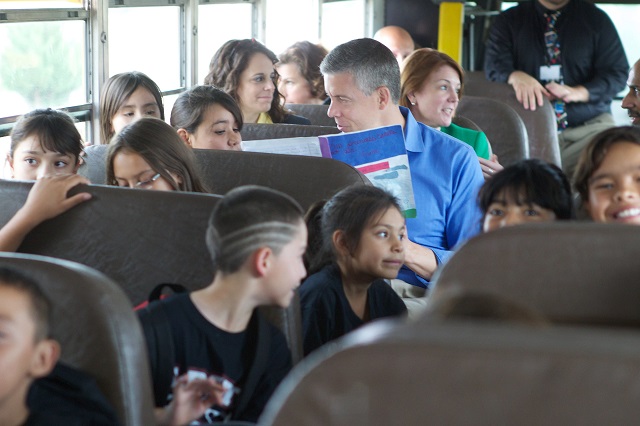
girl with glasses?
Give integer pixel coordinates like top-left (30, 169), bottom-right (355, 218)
top-left (106, 118), bottom-right (207, 193)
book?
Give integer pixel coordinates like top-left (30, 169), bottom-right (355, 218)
top-left (242, 125), bottom-right (417, 218)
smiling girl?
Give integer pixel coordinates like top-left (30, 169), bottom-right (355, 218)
top-left (170, 85), bottom-right (243, 151)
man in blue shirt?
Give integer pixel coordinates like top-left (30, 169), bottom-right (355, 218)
top-left (320, 38), bottom-right (484, 294)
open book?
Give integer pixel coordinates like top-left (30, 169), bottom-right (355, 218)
top-left (242, 125), bottom-right (417, 218)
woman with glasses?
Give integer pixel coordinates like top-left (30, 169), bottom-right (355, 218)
top-left (204, 39), bottom-right (311, 125)
top-left (106, 118), bottom-right (208, 192)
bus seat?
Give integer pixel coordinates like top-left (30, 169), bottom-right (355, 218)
top-left (242, 123), bottom-right (339, 141)
top-left (0, 180), bottom-right (306, 364)
top-left (260, 319), bottom-right (640, 425)
top-left (464, 71), bottom-right (562, 167)
top-left (82, 145), bottom-right (370, 211)
top-left (284, 104), bottom-right (336, 127)
top-left (452, 114), bottom-right (483, 132)
top-left (0, 252), bottom-right (156, 426)
top-left (429, 222), bottom-right (640, 326)
top-left (192, 149), bottom-right (371, 210)
top-left (457, 96), bottom-right (529, 166)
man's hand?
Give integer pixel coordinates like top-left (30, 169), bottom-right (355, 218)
top-left (545, 82), bottom-right (590, 103)
top-left (508, 71), bottom-right (550, 111)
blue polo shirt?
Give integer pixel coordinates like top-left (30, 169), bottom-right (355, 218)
top-left (397, 107), bottom-right (484, 287)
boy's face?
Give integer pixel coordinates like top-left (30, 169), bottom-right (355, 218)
top-left (263, 221), bottom-right (308, 308)
top-left (586, 142), bottom-right (640, 224)
top-left (0, 285), bottom-right (57, 415)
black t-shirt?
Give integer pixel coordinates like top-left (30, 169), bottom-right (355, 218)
top-left (299, 264), bottom-right (408, 356)
top-left (139, 293), bottom-right (292, 423)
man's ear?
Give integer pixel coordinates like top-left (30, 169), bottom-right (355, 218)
top-left (177, 128), bottom-right (192, 147)
top-left (30, 339), bottom-right (60, 379)
top-left (377, 86), bottom-right (392, 110)
top-left (253, 246), bottom-right (273, 278)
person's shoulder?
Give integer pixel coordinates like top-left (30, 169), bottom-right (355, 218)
top-left (421, 121), bottom-right (477, 155)
top-left (299, 265), bottom-right (341, 302)
top-left (283, 113), bottom-right (311, 125)
top-left (570, 0), bottom-right (612, 21)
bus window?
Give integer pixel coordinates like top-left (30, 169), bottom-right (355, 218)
top-left (265, 0), bottom-right (319, 55)
top-left (108, 6), bottom-right (182, 90)
top-left (0, 20), bottom-right (87, 118)
top-left (321, 0), bottom-right (366, 50)
top-left (198, 3), bottom-right (254, 84)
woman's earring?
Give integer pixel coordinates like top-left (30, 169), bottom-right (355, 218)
top-left (410, 101), bottom-right (416, 106)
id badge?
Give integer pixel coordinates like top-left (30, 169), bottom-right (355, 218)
top-left (540, 65), bottom-right (561, 81)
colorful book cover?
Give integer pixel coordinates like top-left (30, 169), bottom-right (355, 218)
top-left (318, 125), bottom-right (417, 218)
top-left (242, 125), bottom-right (417, 218)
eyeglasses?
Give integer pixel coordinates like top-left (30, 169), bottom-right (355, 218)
top-left (134, 173), bottom-right (161, 189)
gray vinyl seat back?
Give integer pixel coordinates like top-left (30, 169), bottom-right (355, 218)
top-left (464, 71), bottom-right (561, 167)
top-left (430, 222), bottom-right (640, 326)
top-left (0, 252), bottom-right (156, 426)
top-left (0, 179), bottom-right (306, 364)
top-left (82, 145), bottom-right (370, 211)
top-left (259, 319), bottom-right (640, 425)
top-left (192, 149), bottom-right (371, 211)
top-left (284, 103), bottom-right (336, 127)
top-left (241, 123), bottom-right (339, 140)
top-left (452, 114), bottom-right (483, 132)
top-left (457, 95), bottom-right (529, 166)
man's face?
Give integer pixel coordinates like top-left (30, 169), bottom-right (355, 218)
top-left (537, 0), bottom-right (570, 10)
top-left (622, 62), bottom-right (640, 126)
top-left (324, 72), bottom-right (384, 133)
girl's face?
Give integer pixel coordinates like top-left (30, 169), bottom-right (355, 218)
top-left (483, 190), bottom-right (557, 232)
top-left (186, 104), bottom-right (242, 151)
top-left (262, 221), bottom-right (308, 308)
top-left (277, 63), bottom-right (314, 105)
top-left (408, 64), bottom-right (461, 129)
top-left (586, 142), bottom-right (640, 225)
top-left (342, 207), bottom-right (406, 282)
top-left (9, 136), bottom-right (79, 180)
top-left (112, 151), bottom-right (179, 191)
top-left (236, 53), bottom-right (276, 122)
top-left (110, 87), bottom-right (161, 136)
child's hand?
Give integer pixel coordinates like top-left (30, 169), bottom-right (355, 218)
top-left (21, 174), bottom-right (92, 224)
top-left (162, 374), bottom-right (225, 426)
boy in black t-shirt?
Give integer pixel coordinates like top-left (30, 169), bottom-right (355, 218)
top-left (139, 186), bottom-right (307, 425)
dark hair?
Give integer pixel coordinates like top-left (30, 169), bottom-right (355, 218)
top-left (573, 126), bottom-right (640, 203)
top-left (400, 48), bottom-right (465, 108)
top-left (99, 71), bottom-right (164, 144)
top-left (9, 108), bottom-right (83, 163)
top-left (106, 118), bottom-right (207, 193)
top-left (305, 184), bottom-right (403, 275)
top-left (278, 41), bottom-right (329, 102)
top-left (0, 266), bottom-right (52, 341)
top-left (206, 185), bottom-right (304, 274)
top-left (478, 159), bottom-right (574, 221)
top-left (203, 39), bottom-right (290, 123)
top-left (320, 38), bottom-right (401, 104)
top-left (170, 85), bottom-right (244, 133)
